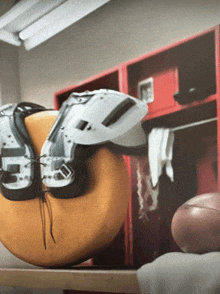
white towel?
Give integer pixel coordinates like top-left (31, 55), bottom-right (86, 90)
top-left (148, 128), bottom-right (174, 188)
top-left (137, 252), bottom-right (220, 294)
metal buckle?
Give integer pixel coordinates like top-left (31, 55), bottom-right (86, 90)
top-left (60, 163), bottom-right (74, 179)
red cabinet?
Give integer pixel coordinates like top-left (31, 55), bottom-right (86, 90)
top-left (137, 66), bottom-right (178, 116)
top-left (54, 25), bottom-right (220, 268)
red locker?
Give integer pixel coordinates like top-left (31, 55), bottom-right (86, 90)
top-left (137, 67), bottom-right (178, 114)
top-left (54, 25), bottom-right (220, 268)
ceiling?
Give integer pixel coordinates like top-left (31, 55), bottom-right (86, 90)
top-left (0, 0), bottom-right (110, 50)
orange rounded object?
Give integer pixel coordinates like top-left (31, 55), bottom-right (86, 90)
top-left (171, 192), bottom-right (220, 254)
top-left (0, 111), bottom-right (130, 267)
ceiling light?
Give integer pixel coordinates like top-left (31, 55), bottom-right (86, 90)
top-left (0, 0), bottom-right (110, 50)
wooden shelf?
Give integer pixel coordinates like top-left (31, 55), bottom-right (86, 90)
top-left (144, 93), bottom-right (217, 121)
top-left (0, 268), bottom-right (140, 293)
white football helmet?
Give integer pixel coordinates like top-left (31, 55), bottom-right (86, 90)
top-left (41, 89), bottom-right (148, 188)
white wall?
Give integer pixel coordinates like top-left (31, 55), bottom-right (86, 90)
top-left (0, 42), bottom-right (20, 105)
top-left (0, 1), bottom-right (20, 106)
top-left (18, 0), bottom-right (220, 108)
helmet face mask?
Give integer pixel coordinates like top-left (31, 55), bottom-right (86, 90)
top-left (0, 89), bottom-right (148, 200)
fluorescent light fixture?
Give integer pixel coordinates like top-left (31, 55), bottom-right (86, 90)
top-left (22, 0), bottom-right (110, 50)
top-left (5, 0), bottom-right (68, 33)
top-left (20, 0), bottom-right (76, 40)
top-left (0, 0), bottom-right (110, 49)
top-left (0, 28), bottom-right (21, 46)
top-left (0, 0), bottom-right (40, 29)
